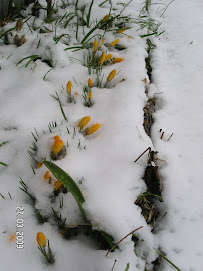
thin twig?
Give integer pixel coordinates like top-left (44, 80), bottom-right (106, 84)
top-left (105, 226), bottom-right (143, 257)
top-left (167, 133), bottom-right (174, 141)
top-left (111, 260), bottom-right (117, 271)
top-left (134, 147), bottom-right (151, 163)
top-left (0, 193), bottom-right (5, 199)
top-left (160, 212), bottom-right (167, 220)
top-left (160, 131), bottom-right (164, 140)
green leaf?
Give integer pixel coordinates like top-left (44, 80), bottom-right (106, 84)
top-left (43, 160), bottom-right (87, 222)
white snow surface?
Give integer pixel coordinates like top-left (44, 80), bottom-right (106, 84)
top-left (0, 0), bottom-right (202, 271)
top-left (150, 0), bottom-right (203, 270)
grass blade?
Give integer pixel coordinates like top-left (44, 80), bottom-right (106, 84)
top-left (0, 141), bottom-right (9, 147)
top-left (81, 21), bottom-right (101, 44)
top-left (86, 0), bottom-right (94, 28)
top-left (76, 15), bottom-right (79, 40)
top-left (124, 263), bottom-right (130, 271)
top-left (64, 46), bottom-right (84, 51)
top-left (0, 27), bottom-right (16, 39)
top-left (99, 0), bottom-right (108, 7)
top-left (75, 0), bottom-right (79, 15)
top-left (16, 55), bottom-right (40, 67)
top-left (0, 162), bottom-right (7, 167)
top-left (50, 92), bottom-right (68, 121)
top-left (156, 250), bottom-right (181, 271)
top-left (140, 32), bottom-right (157, 38)
top-left (64, 15), bottom-right (75, 28)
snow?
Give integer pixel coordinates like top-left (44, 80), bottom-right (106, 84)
top-left (150, 0), bottom-right (203, 270)
top-left (0, 0), bottom-right (203, 270)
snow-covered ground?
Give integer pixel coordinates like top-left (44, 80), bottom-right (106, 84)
top-left (0, 0), bottom-right (202, 270)
top-left (151, 0), bottom-right (203, 270)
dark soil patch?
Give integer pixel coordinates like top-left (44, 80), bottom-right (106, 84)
top-left (143, 98), bottom-right (156, 137)
top-left (143, 166), bottom-right (162, 196)
top-left (60, 225), bottom-right (115, 250)
top-left (145, 55), bottom-right (152, 81)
